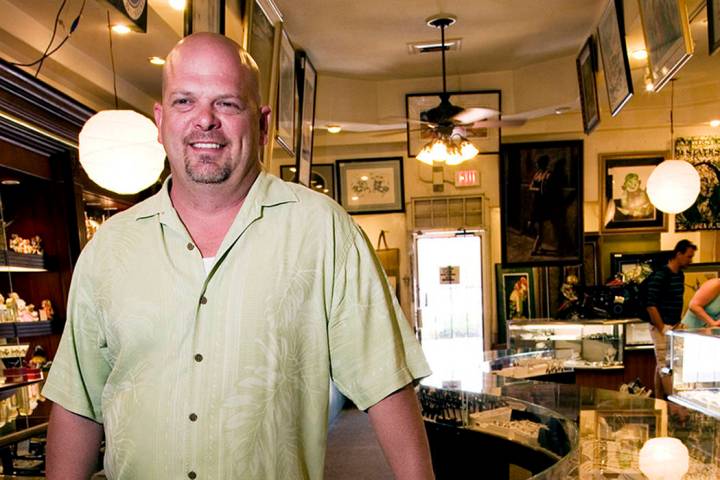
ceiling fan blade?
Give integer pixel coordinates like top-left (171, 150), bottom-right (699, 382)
top-left (452, 107), bottom-right (500, 125)
top-left (470, 118), bottom-right (527, 129)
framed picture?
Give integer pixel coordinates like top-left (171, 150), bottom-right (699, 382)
top-left (597, 0), bottom-right (633, 116)
top-left (674, 137), bottom-right (720, 231)
top-left (638, 0), bottom-right (694, 92)
top-left (583, 233), bottom-right (600, 286)
top-left (609, 251), bottom-right (671, 279)
top-left (280, 164), bottom-right (335, 200)
top-left (682, 263), bottom-right (720, 316)
top-left (595, 409), bottom-right (662, 445)
top-left (600, 153), bottom-right (667, 233)
top-left (276, 30), bottom-right (296, 155)
top-left (500, 140), bottom-right (583, 266)
top-left (710, 0), bottom-right (720, 55)
top-left (336, 157), bottom-right (405, 214)
top-left (495, 264), bottom-right (535, 344)
top-left (405, 90), bottom-right (501, 157)
top-left (246, 0), bottom-right (276, 108)
top-left (576, 36), bottom-right (600, 134)
top-left (295, 51), bottom-right (317, 187)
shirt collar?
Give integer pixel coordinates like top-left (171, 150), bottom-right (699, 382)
top-left (133, 170), bottom-right (299, 222)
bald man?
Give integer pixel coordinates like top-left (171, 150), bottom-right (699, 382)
top-left (43, 33), bottom-right (434, 479)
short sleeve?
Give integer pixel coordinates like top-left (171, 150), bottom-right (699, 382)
top-left (42, 244), bottom-right (110, 423)
top-left (328, 225), bottom-right (431, 411)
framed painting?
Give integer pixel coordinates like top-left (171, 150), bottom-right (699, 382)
top-left (576, 36), bottom-right (600, 134)
top-left (597, 0), bottom-right (633, 116)
top-left (674, 137), bottom-right (720, 231)
top-left (276, 30), bottom-right (296, 155)
top-left (336, 157), bottom-right (405, 214)
top-left (500, 140), bottom-right (584, 266)
top-left (600, 153), bottom-right (667, 233)
top-left (496, 264), bottom-right (535, 344)
top-left (609, 251), bottom-right (671, 280)
top-left (710, 0), bottom-right (720, 56)
top-left (405, 90), bottom-right (501, 157)
top-left (682, 263), bottom-right (720, 316)
top-left (638, 0), bottom-right (694, 92)
top-left (295, 51), bottom-right (317, 187)
top-left (280, 164), bottom-right (335, 200)
top-left (245, 0), bottom-right (276, 108)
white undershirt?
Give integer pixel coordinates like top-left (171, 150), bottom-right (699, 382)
top-left (202, 257), bottom-right (216, 274)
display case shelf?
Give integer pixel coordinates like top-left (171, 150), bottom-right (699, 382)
top-left (0, 252), bottom-right (45, 272)
top-left (0, 322), bottom-right (52, 338)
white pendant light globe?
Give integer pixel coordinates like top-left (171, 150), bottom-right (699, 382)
top-left (639, 437), bottom-right (689, 480)
top-left (646, 159), bottom-right (700, 214)
top-left (79, 110), bottom-right (166, 195)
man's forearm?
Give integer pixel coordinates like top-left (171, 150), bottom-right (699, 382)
top-left (368, 384), bottom-right (434, 480)
top-left (647, 306), bottom-right (665, 331)
top-left (46, 403), bottom-right (104, 480)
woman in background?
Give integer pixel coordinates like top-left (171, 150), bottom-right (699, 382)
top-left (682, 277), bottom-right (720, 328)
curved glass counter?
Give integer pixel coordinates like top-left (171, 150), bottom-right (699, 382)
top-left (419, 350), bottom-right (720, 479)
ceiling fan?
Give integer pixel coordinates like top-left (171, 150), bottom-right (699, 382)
top-left (408, 15), bottom-right (525, 164)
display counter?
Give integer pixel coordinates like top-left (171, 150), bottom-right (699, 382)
top-left (506, 318), bottom-right (655, 390)
top-left (419, 348), bottom-right (720, 479)
top-left (667, 328), bottom-right (720, 420)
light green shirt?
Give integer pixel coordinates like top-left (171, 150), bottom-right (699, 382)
top-left (43, 172), bottom-right (430, 480)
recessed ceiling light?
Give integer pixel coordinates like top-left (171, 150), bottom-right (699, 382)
top-left (711, 119), bottom-right (720, 128)
top-left (0, 180), bottom-right (20, 185)
top-left (326, 124), bottom-right (342, 134)
top-left (169, 0), bottom-right (186, 10)
top-left (632, 49), bottom-right (648, 60)
top-left (645, 81), bottom-right (654, 92)
top-left (148, 56), bottom-right (166, 65)
top-left (554, 107), bottom-right (571, 115)
top-left (289, 167), bottom-right (297, 173)
top-left (111, 24), bottom-right (132, 34)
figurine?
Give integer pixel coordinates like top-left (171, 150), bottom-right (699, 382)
top-left (8, 234), bottom-right (43, 255)
top-left (39, 299), bottom-right (54, 321)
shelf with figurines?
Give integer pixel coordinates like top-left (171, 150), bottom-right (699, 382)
top-left (0, 234), bottom-right (46, 273)
top-left (0, 293), bottom-right (54, 338)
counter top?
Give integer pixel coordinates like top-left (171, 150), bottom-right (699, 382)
top-left (508, 317), bottom-right (644, 327)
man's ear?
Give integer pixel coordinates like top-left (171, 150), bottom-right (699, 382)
top-left (258, 106), bottom-right (271, 146)
top-left (153, 102), bottom-right (164, 144)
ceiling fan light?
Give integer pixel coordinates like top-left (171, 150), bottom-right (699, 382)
top-left (417, 142), bottom-right (437, 165)
top-left (459, 139), bottom-right (479, 161)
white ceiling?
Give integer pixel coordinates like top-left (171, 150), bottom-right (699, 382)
top-left (0, 0), bottom-right (714, 118)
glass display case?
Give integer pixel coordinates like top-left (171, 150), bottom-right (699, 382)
top-left (507, 319), bottom-right (638, 369)
top-left (667, 328), bottom-right (720, 419)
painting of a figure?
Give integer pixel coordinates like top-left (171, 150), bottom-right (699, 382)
top-left (501, 141), bottom-right (583, 266)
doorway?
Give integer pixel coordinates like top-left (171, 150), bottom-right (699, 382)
top-left (414, 230), bottom-right (487, 377)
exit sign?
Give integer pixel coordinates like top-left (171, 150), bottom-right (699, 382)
top-left (455, 170), bottom-right (479, 187)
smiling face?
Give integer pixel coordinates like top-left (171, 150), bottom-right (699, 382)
top-left (153, 34), bottom-right (270, 188)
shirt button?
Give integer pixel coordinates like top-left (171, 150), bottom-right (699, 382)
top-left (186, 242), bottom-right (195, 251)
top-left (194, 354), bottom-right (203, 362)
top-left (199, 296), bottom-right (207, 305)
top-left (189, 413), bottom-right (198, 422)
top-left (188, 472), bottom-right (197, 479)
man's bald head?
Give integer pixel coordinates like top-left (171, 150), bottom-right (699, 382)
top-left (162, 32), bottom-right (261, 106)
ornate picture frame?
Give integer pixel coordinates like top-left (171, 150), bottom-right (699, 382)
top-left (597, 0), bottom-right (633, 116)
top-left (638, 0), bottom-right (694, 92)
top-left (405, 90), bottom-right (501, 157)
top-left (275, 29), bottom-right (296, 155)
top-left (336, 157), bottom-right (405, 214)
top-left (600, 153), bottom-right (667, 233)
top-left (495, 264), bottom-right (535, 344)
top-left (500, 140), bottom-right (584, 266)
top-left (576, 36), bottom-right (600, 134)
top-left (294, 51), bottom-right (317, 187)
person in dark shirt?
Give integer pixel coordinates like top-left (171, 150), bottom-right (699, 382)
top-left (646, 239), bottom-right (696, 399)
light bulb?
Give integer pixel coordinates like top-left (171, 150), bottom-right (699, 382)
top-left (111, 24), bottom-right (132, 34)
top-left (647, 160), bottom-right (700, 213)
top-left (639, 437), bottom-right (689, 480)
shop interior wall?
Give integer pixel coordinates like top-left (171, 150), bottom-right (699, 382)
top-left (270, 54), bottom-right (720, 346)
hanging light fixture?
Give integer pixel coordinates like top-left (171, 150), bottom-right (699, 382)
top-left (646, 80), bottom-right (700, 214)
top-left (79, 12), bottom-right (165, 195)
top-left (415, 16), bottom-right (481, 166)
